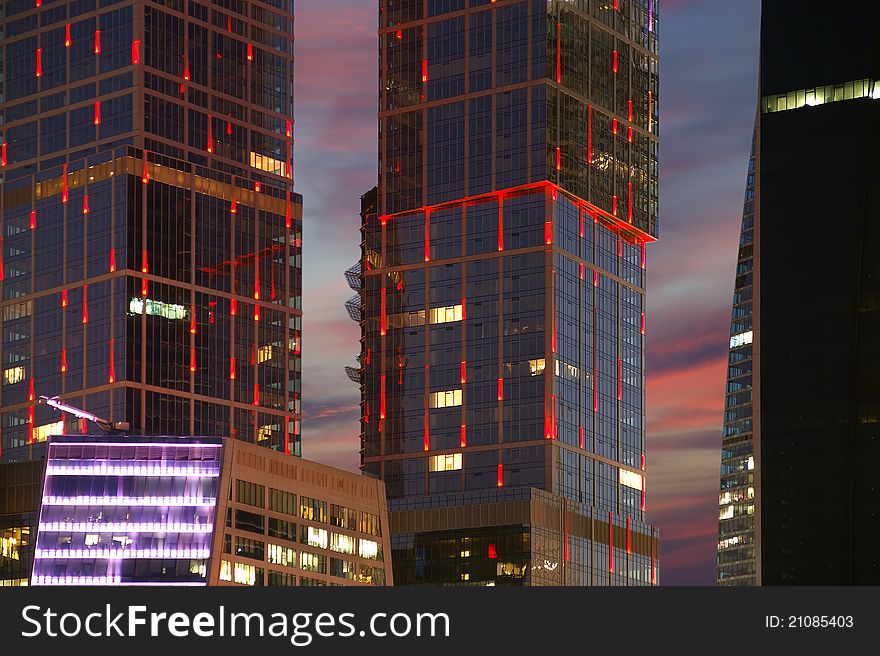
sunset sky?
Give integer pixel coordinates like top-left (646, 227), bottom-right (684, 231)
top-left (293, 0), bottom-right (762, 585)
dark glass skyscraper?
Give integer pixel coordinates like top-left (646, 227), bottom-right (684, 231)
top-left (356, 0), bottom-right (660, 585)
top-left (0, 0), bottom-right (303, 462)
top-left (718, 1), bottom-right (880, 584)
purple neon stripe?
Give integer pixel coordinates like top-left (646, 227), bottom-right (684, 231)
top-left (46, 464), bottom-right (220, 477)
top-left (649, 0), bottom-right (653, 32)
top-left (35, 548), bottom-right (211, 559)
top-left (42, 496), bottom-right (217, 506)
top-left (50, 442), bottom-right (223, 448)
top-left (38, 522), bottom-right (214, 533)
top-left (32, 577), bottom-right (207, 586)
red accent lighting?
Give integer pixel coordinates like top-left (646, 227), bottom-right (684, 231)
top-left (36, 48), bottom-right (42, 77)
top-left (94, 30), bottom-right (101, 54)
top-left (30, 210), bottom-right (36, 230)
top-left (108, 338), bottom-right (115, 383)
top-left (497, 377), bottom-right (503, 401)
top-left (488, 544), bottom-right (497, 559)
top-left (460, 424), bottom-right (466, 448)
top-left (497, 464), bottom-right (503, 488)
top-left (132, 40), bottom-right (140, 64)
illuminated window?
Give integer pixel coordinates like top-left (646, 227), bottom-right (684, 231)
top-left (299, 496), bottom-right (326, 522)
top-left (429, 304), bottom-right (463, 324)
top-left (619, 468), bottom-right (644, 491)
top-left (555, 360), bottom-right (579, 379)
top-left (2, 300), bottom-right (32, 321)
top-left (0, 527), bottom-right (28, 560)
top-left (267, 543), bottom-right (296, 567)
top-left (358, 539), bottom-right (381, 561)
top-left (219, 560), bottom-right (232, 581)
top-left (250, 151), bottom-right (287, 177)
top-left (233, 562), bottom-right (258, 585)
top-left (300, 551), bottom-right (326, 573)
top-left (529, 359), bottom-right (546, 376)
top-left (32, 420), bottom-right (65, 444)
top-left (257, 425), bottom-right (273, 443)
top-left (128, 297), bottom-right (189, 321)
top-left (257, 344), bottom-right (273, 363)
top-left (3, 366), bottom-right (26, 385)
top-left (429, 453), bottom-right (462, 472)
top-left (429, 389), bottom-right (462, 408)
top-left (729, 331), bottom-right (753, 349)
top-left (329, 532), bottom-right (356, 555)
top-left (301, 525), bottom-right (328, 549)
top-left (762, 78), bottom-right (875, 113)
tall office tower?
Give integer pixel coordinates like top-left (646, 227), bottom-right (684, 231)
top-left (717, 127), bottom-right (757, 586)
top-left (717, 2), bottom-right (880, 584)
top-left (0, 0), bottom-right (303, 462)
top-left (356, 0), bottom-right (660, 585)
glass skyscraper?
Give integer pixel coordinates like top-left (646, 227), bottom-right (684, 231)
top-left (718, 1), bottom-right (880, 584)
top-left (355, 0), bottom-right (660, 585)
top-left (0, 0), bottom-right (303, 461)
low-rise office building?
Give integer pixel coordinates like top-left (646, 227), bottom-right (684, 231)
top-left (25, 435), bottom-right (392, 587)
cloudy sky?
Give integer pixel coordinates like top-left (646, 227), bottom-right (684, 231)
top-left (294, 0), bottom-right (762, 585)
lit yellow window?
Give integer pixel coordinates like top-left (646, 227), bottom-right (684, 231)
top-left (429, 453), bottom-right (462, 472)
top-left (429, 389), bottom-right (462, 408)
top-left (529, 359), bottom-right (545, 376)
top-left (3, 366), bottom-right (26, 385)
top-left (429, 304), bottom-right (463, 324)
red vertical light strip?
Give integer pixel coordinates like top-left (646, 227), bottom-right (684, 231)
top-left (617, 357), bottom-right (621, 400)
top-left (109, 248), bottom-right (116, 272)
top-left (285, 191), bottom-right (292, 228)
top-left (190, 347), bottom-right (197, 373)
top-left (286, 143), bottom-right (291, 178)
top-left (380, 288), bottom-right (386, 335)
top-left (82, 285), bottom-right (89, 324)
top-left (544, 219), bottom-right (552, 245)
top-left (556, 22), bottom-right (562, 83)
top-left (142, 151), bottom-right (149, 183)
top-left (62, 164), bottom-right (68, 202)
top-left (1, 143), bottom-right (6, 167)
top-left (190, 309), bottom-right (197, 335)
top-left (286, 119), bottom-right (292, 138)
top-left (423, 415), bottom-right (430, 451)
top-left (61, 289), bottom-right (68, 308)
top-left (80, 418), bottom-right (87, 435)
top-left (247, 43), bottom-right (253, 61)
top-left (626, 516), bottom-right (632, 553)
top-left (497, 463), bottom-right (504, 488)
top-left (552, 314), bottom-right (557, 353)
top-left (627, 126), bottom-right (633, 144)
top-left (579, 209), bottom-right (585, 238)
top-left (593, 270), bottom-right (598, 287)
top-left (132, 40), bottom-right (140, 64)
top-left (497, 377), bottom-right (504, 401)
top-left (459, 423), bottom-right (467, 448)
top-left (641, 475), bottom-right (646, 512)
top-left (609, 512), bottom-right (614, 573)
top-left (640, 242), bottom-right (646, 269)
top-left (61, 348), bottom-right (67, 373)
top-left (229, 357), bottom-right (236, 380)
top-left (141, 249), bottom-right (148, 273)
top-left (648, 91), bottom-right (653, 133)
top-left (108, 338), bottom-right (115, 383)
top-left (612, 118), bottom-right (618, 136)
top-left (424, 210), bottom-right (431, 262)
top-left (94, 30), bottom-right (101, 54)
top-left (36, 48), bottom-right (42, 77)
top-left (82, 194), bottom-right (89, 215)
top-left (183, 58), bottom-right (190, 81)
top-left (284, 423), bottom-right (290, 456)
top-left (230, 196), bottom-right (236, 214)
top-left (579, 425), bottom-right (584, 449)
top-left (254, 303), bottom-right (260, 322)
top-left (579, 263), bottom-right (584, 280)
top-left (65, 23), bottom-right (71, 47)
top-left (94, 101), bottom-right (101, 125)
top-left (617, 238), bottom-right (622, 258)
top-left (587, 105), bottom-right (593, 164)
top-left (628, 98), bottom-right (633, 122)
top-left (460, 360), bottom-right (467, 385)
top-left (253, 383), bottom-right (259, 407)
top-left (30, 210), bottom-right (36, 230)
top-left (29, 379), bottom-right (35, 402)
top-left (461, 297), bottom-right (466, 319)
top-left (497, 196), bottom-right (504, 251)
top-left (612, 195), bottom-right (618, 216)
top-left (226, 119), bottom-right (232, 136)
top-left (640, 312), bottom-right (645, 335)
top-left (207, 115), bottom-right (214, 152)
top-left (555, 146), bottom-right (561, 171)
top-left (613, 49), bottom-right (618, 73)
top-left (380, 375), bottom-right (386, 419)
top-left (230, 298), bottom-right (237, 316)
top-left (28, 407), bottom-right (35, 444)
top-left (421, 59), bottom-right (428, 82)
top-left (141, 277), bottom-right (148, 297)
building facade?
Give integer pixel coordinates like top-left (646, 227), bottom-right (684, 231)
top-left (28, 434), bottom-right (392, 586)
top-left (0, 447), bottom-right (44, 586)
top-left (355, 0), bottom-right (660, 585)
top-left (716, 125), bottom-right (757, 586)
top-left (0, 0), bottom-right (303, 462)
top-left (718, 1), bottom-right (880, 584)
